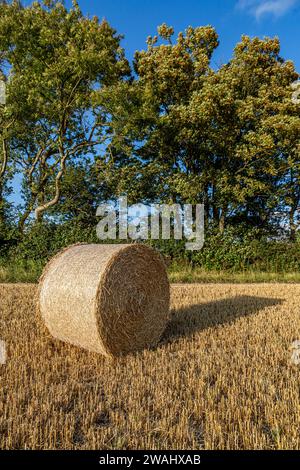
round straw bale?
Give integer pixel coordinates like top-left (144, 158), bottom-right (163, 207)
top-left (37, 243), bottom-right (170, 357)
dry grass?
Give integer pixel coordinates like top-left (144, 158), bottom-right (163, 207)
top-left (1, 282), bottom-right (300, 450)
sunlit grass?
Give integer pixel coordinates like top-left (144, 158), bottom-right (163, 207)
top-left (1, 260), bottom-right (299, 284)
top-left (169, 267), bottom-right (300, 283)
top-left (0, 261), bottom-right (43, 283)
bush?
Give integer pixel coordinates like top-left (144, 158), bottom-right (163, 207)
top-left (150, 227), bottom-right (300, 273)
top-left (6, 221), bottom-right (98, 264)
top-left (1, 222), bottom-right (299, 281)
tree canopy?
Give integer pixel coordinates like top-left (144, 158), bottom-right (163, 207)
top-left (0, 1), bottom-right (299, 243)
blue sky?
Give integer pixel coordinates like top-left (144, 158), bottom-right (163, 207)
top-left (10, 0), bottom-right (300, 205)
top-left (18, 0), bottom-right (300, 69)
top-left (73, 0), bottom-right (300, 69)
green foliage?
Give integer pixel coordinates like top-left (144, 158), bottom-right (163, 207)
top-left (8, 221), bottom-right (98, 263)
top-left (101, 26), bottom-right (299, 238)
top-left (1, 222), bottom-right (299, 284)
top-left (150, 227), bottom-right (300, 272)
top-left (0, 0), bottom-right (129, 229)
top-left (0, 5), bottom-right (299, 280)
top-left (191, 228), bottom-right (300, 272)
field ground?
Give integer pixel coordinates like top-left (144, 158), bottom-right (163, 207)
top-left (1, 283), bottom-right (300, 449)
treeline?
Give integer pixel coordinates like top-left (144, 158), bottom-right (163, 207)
top-left (0, 1), bottom-right (299, 271)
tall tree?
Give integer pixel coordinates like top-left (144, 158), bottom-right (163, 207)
top-left (96, 23), bottom-right (219, 209)
top-left (0, 0), bottom-right (130, 231)
top-left (0, 70), bottom-right (15, 238)
top-left (184, 35), bottom-right (299, 234)
top-left (101, 28), bottom-right (299, 238)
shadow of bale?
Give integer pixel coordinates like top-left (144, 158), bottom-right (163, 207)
top-left (161, 295), bottom-right (284, 345)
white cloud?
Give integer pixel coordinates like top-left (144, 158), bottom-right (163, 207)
top-left (237, 0), bottom-right (298, 19)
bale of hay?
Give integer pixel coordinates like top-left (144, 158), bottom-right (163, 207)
top-left (37, 243), bottom-right (170, 357)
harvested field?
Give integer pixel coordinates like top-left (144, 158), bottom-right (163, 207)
top-left (0, 283), bottom-right (300, 450)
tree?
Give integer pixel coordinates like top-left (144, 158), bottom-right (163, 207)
top-left (49, 159), bottom-right (102, 226)
top-left (0, 70), bottom-right (16, 238)
top-left (184, 35), bottom-right (299, 234)
top-left (95, 24), bottom-right (219, 209)
top-left (101, 28), bottom-right (299, 238)
top-left (0, 0), bottom-right (130, 232)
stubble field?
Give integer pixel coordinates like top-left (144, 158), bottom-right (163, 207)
top-left (0, 282), bottom-right (300, 450)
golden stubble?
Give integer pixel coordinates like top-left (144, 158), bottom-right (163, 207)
top-left (0, 282), bottom-right (300, 450)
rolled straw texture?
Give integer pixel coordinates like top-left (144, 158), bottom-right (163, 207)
top-left (37, 243), bottom-right (170, 357)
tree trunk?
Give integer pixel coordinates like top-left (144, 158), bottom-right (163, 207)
top-left (18, 194), bottom-right (37, 234)
top-left (203, 185), bottom-right (209, 228)
top-left (35, 191), bottom-right (45, 224)
top-left (34, 153), bottom-right (67, 220)
top-left (18, 207), bottom-right (32, 234)
top-left (211, 185), bottom-right (219, 224)
top-left (0, 183), bottom-right (6, 235)
top-left (0, 139), bottom-right (8, 232)
top-left (219, 205), bottom-right (227, 235)
top-left (289, 206), bottom-right (297, 242)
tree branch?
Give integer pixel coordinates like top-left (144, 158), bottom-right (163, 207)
top-left (34, 152), bottom-right (68, 220)
top-left (0, 138), bottom-right (8, 178)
